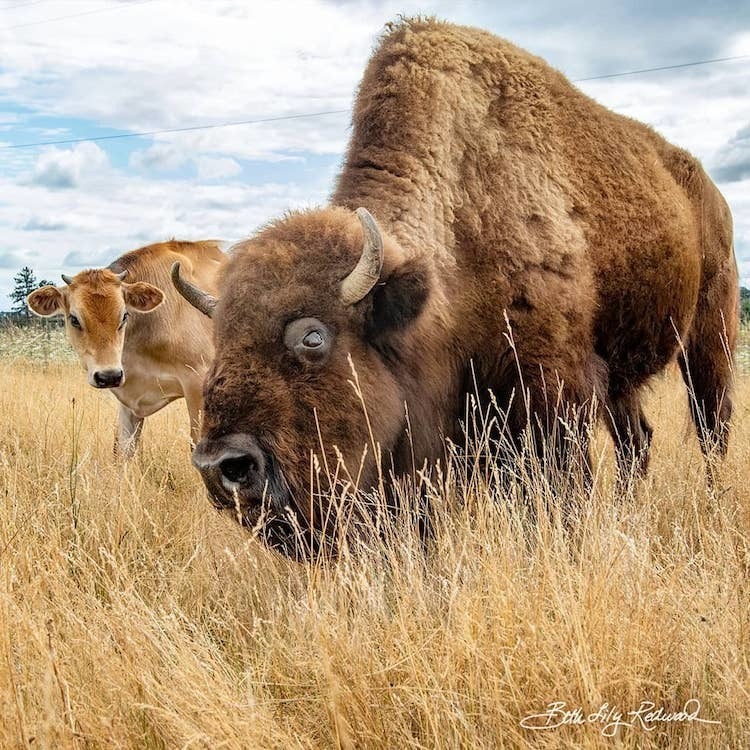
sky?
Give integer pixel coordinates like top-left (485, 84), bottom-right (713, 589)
top-left (0, 0), bottom-right (749, 307)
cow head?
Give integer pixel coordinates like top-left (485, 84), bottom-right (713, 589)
top-left (27, 268), bottom-right (164, 389)
top-left (174, 207), bottom-right (432, 556)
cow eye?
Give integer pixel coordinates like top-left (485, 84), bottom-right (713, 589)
top-left (119, 311), bottom-right (129, 329)
top-left (302, 330), bottom-right (323, 348)
top-left (69, 314), bottom-right (81, 329)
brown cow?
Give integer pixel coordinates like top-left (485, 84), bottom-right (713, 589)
top-left (27, 240), bottom-right (226, 455)
top-left (175, 19), bottom-right (738, 555)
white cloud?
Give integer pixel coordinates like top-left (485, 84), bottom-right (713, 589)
top-left (129, 142), bottom-right (189, 173)
top-left (0, 250), bottom-right (25, 269)
top-left (29, 142), bottom-right (109, 189)
top-left (196, 156), bottom-right (241, 180)
top-left (728, 31), bottom-right (750, 56)
top-left (129, 146), bottom-right (244, 180)
top-left (712, 123), bottom-right (750, 183)
top-left (0, 149), bottom-right (331, 299)
top-left (22, 217), bottom-right (70, 232)
top-left (578, 64), bottom-right (750, 163)
top-left (721, 178), bottom-right (750, 286)
top-left (0, 0), bottom-right (748, 298)
top-left (0, 0), bottom-right (386, 159)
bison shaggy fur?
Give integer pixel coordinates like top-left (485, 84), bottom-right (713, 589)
top-left (193, 18), bottom-right (739, 554)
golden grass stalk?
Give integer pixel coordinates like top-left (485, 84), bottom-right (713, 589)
top-left (0, 346), bottom-right (748, 748)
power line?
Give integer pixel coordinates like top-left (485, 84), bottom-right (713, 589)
top-left (575, 54), bottom-right (750, 81)
top-left (0, 1), bottom-right (51, 11)
top-left (0, 0), bottom-right (157, 30)
top-left (1, 53), bottom-right (748, 151)
top-left (3, 109), bottom-right (350, 149)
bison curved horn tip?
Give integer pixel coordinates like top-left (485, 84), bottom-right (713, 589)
top-left (171, 261), bottom-right (218, 318)
top-left (61, 273), bottom-right (73, 285)
top-left (340, 207), bottom-right (384, 305)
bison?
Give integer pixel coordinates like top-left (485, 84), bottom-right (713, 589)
top-left (174, 19), bottom-right (738, 555)
top-left (28, 240), bottom-right (227, 455)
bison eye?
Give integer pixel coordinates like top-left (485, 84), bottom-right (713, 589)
top-left (69, 314), bottom-right (81, 329)
top-left (284, 317), bottom-right (333, 365)
top-left (302, 330), bottom-right (323, 348)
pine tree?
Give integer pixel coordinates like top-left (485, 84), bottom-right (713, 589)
top-left (9, 266), bottom-right (46, 322)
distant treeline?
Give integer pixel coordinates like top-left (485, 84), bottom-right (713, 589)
top-left (4, 266), bottom-right (750, 326)
top-left (742, 287), bottom-right (750, 324)
top-left (0, 310), bottom-right (63, 328)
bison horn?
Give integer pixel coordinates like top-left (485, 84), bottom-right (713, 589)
top-left (61, 274), bottom-right (73, 285)
top-left (340, 207), bottom-right (384, 305)
top-left (171, 262), bottom-right (218, 318)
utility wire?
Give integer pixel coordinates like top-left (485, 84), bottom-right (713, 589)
top-left (575, 54), bottom-right (750, 81)
top-left (0, 0), bottom-right (157, 30)
top-left (3, 109), bottom-right (351, 149)
top-left (1, 53), bottom-right (748, 151)
top-left (0, 1), bottom-right (51, 11)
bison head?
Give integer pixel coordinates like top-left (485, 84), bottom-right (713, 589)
top-left (176, 207), bottom-right (432, 556)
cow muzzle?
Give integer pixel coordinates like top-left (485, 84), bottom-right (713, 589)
top-left (192, 433), bottom-right (279, 514)
top-left (91, 367), bottom-right (124, 389)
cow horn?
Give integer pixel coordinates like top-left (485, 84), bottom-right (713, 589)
top-left (61, 274), bottom-right (73, 285)
top-left (171, 262), bottom-right (218, 318)
top-left (340, 208), bottom-right (384, 305)
top-left (116, 270), bottom-right (128, 281)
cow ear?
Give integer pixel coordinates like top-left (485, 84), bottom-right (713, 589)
top-left (122, 281), bottom-right (164, 312)
top-left (27, 285), bottom-right (64, 317)
top-left (366, 257), bottom-right (430, 337)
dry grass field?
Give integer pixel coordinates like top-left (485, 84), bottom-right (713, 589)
top-left (0, 327), bottom-right (748, 749)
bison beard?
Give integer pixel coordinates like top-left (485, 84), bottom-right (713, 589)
top-left (178, 19), bottom-right (739, 558)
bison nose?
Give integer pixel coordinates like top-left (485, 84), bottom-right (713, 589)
top-left (92, 368), bottom-right (123, 388)
top-left (192, 434), bottom-right (268, 506)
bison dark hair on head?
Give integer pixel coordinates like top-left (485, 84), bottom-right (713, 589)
top-left (366, 256), bottom-right (430, 337)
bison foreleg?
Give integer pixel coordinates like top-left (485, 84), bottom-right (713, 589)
top-left (604, 389), bottom-right (653, 483)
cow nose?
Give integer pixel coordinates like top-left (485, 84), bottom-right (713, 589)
top-left (93, 368), bottom-right (123, 388)
top-left (192, 434), bottom-right (268, 505)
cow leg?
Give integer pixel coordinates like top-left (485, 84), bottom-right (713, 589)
top-left (115, 403), bottom-right (144, 458)
top-left (604, 389), bottom-right (653, 481)
top-left (183, 380), bottom-right (204, 448)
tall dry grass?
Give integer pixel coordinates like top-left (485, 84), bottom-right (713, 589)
top-left (0, 341), bottom-right (748, 748)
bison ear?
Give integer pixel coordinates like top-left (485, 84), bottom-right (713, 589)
top-left (27, 285), bottom-right (64, 317)
top-left (366, 257), bottom-right (430, 337)
top-left (122, 281), bottom-right (164, 312)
